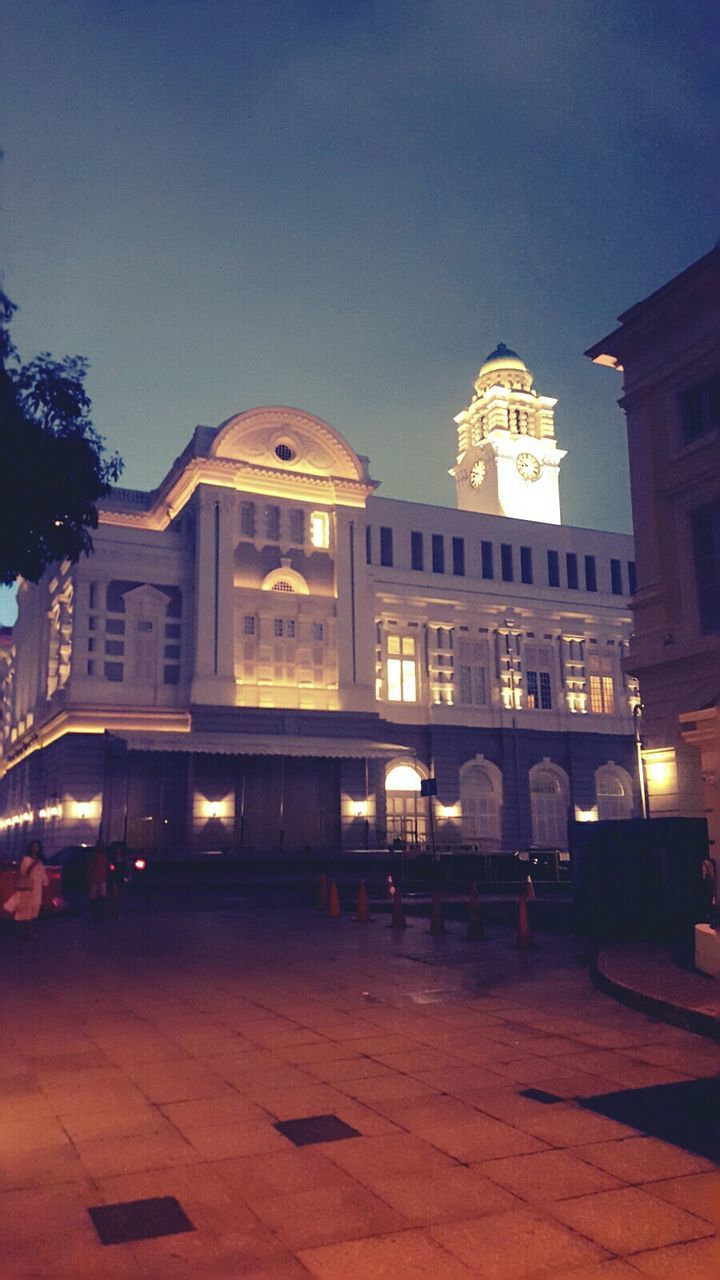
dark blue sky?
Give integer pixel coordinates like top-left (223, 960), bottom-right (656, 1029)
top-left (2, 0), bottom-right (718, 623)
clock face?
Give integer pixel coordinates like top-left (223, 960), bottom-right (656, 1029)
top-left (516, 452), bottom-right (542, 482)
top-left (470, 460), bottom-right (486, 488)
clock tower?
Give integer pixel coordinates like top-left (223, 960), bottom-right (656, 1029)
top-left (450, 343), bottom-right (566, 524)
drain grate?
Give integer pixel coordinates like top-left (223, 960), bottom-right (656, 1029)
top-left (88, 1197), bottom-right (194, 1246)
top-left (519, 1087), bottom-right (563, 1104)
top-left (275, 1113), bottom-right (361, 1146)
top-left (580, 1077), bottom-right (720, 1161)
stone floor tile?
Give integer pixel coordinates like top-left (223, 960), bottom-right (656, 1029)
top-left (297, 1228), bottom-right (477, 1278)
top-left (0, 1179), bottom-right (99, 1242)
top-left (550, 1262), bottom-right (648, 1278)
top-left (413, 1064), bottom-right (510, 1095)
top-left (426, 1115), bottom-right (549, 1163)
top-left (301, 1053), bottom-right (396, 1083)
top-left (74, 1128), bottom-right (202, 1178)
top-left (129, 1220), bottom-right (288, 1276)
top-left (124, 1060), bottom-right (234, 1104)
top-left (0, 1226), bottom-right (141, 1277)
top-left (306, 1094), bottom-right (402, 1137)
top-left (59, 1104), bottom-right (171, 1144)
top-left (431, 1207), bottom-right (609, 1276)
top-left (550, 1186), bottom-right (715, 1254)
top-left (160, 1094), bottom-right (268, 1129)
top-left (209, 1146), bottom-right (357, 1204)
top-left (181, 1118), bottom-right (292, 1159)
top-left (0, 1140), bottom-right (88, 1190)
top-left (253, 1182), bottom-right (409, 1250)
top-left (474, 1148), bottom-right (622, 1202)
top-left (362, 1165), bottom-right (522, 1224)
top-left (320, 1130), bottom-right (457, 1181)
top-left (572, 1136), bottom-right (716, 1184)
top-left (1, 1116), bottom-right (71, 1153)
top-left (337, 1072), bottom-right (441, 1104)
top-left (244, 1083), bottom-right (348, 1118)
top-left (629, 1235), bottom-right (720, 1276)
top-left (642, 1171), bottom-right (720, 1223)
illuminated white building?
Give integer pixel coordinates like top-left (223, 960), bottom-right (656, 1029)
top-left (0, 348), bottom-right (639, 855)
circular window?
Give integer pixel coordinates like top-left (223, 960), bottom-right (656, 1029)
top-left (275, 443), bottom-right (294, 462)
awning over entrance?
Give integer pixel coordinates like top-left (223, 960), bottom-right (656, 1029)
top-left (117, 732), bottom-right (412, 760)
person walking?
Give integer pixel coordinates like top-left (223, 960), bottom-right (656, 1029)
top-left (88, 839), bottom-right (108, 918)
top-left (6, 839), bottom-right (48, 943)
top-left (107, 842), bottom-right (128, 918)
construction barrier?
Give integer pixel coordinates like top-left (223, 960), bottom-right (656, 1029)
top-left (327, 880), bottom-right (341, 918)
top-left (356, 880), bottom-right (370, 923)
top-left (429, 888), bottom-right (446, 936)
top-left (467, 881), bottom-right (485, 940)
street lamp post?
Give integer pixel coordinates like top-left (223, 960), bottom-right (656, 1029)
top-left (633, 702), bottom-right (649, 820)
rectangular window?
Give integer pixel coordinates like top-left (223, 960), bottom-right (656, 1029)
top-left (691, 501), bottom-right (720, 633)
top-left (164, 644), bottom-right (180, 660)
top-left (520, 546), bottom-right (533, 584)
top-left (680, 372), bottom-right (720, 444)
top-left (240, 502), bottom-right (255, 538)
top-left (627, 560), bottom-right (637, 595)
top-left (386, 634), bottom-right (416, 702)
top-left (313, 622), bottom-right (324, 642)
top-left (289, 509), bottom-right (305, 544)
top-left (584, 555), bottom-right (597, 592)
top-left (243, 616), bottom-right (255, 636)
top-left (411, 531), bottom-right (424, 571)
top-left (105, 640), bottom-right (124, 656)
top-left (452, 536), bottom-right (465, 577)
top-left (265, 506), bottom-right (281, 540)
top-left (310, 510), bottom-right (329, 549)
top-left (286, 620), bottom-right (295, 638)
top-left (526, 670), bottom-right (552, 710)
top-left (380, 526), bottom-right (393, 567)
top-left (588, 652), bottom-right (616, 713)
top-left (273, 619), bottom-right (284, 637)
top-left (163, 666), bottom-right (180, 685)
top-left (610, 558), bottom-right (623, 595)
top-left (104, 662), bottom-right (123, 682)
top-left (365, 525), bottom-right (372, 564)
top-left (106, 618), bottom-right (124, 635)
top-left (566, 552), bottom-right (579, 590)
top-left (432, 534), bottom-right (445, 573)
top-left (547, 549), bottom-right (560, 587)
top-left (481, 540), bottom-right (494, 580)
top-left (501, 543), bottom-right (513, 582)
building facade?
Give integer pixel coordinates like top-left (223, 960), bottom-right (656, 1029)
top-left (587, 246), bottom-right (720, 873)
top-left (0, 348), bottom-right (639, 856)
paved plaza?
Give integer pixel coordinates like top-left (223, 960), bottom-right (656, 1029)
top-left (1, 899), bottom-right (719, 1277)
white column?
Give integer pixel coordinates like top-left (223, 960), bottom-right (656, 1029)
top-left (191, 488), bottom-right (236, 705)
top-left (334, 510), bottom-right (375, 712)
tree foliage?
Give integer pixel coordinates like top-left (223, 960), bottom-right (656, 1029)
top-left (0, 292), bottom-right (123, 586)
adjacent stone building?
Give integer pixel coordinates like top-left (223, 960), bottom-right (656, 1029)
top-left (0, 347), bottom-right (639, 856)
top-left (587, 245), bottom-right (720, 874)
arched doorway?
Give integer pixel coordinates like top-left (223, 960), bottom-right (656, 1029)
top-left (530, 760), bottom-right (570, 847)
top-left (460, 757), bottom-right (503, 850)
top-left (385, 762), bottom-right (427, 847)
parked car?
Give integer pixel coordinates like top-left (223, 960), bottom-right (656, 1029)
top-left (0, 854), bottom-right (65, 916)
top-left (46, 843), bottom-right (148, 898)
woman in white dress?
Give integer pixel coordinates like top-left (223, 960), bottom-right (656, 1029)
top-left (9, 840), bottom-right (48, 941)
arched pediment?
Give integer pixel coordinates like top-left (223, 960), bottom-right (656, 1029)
top-left (211, 407), bottom-right (368, 482)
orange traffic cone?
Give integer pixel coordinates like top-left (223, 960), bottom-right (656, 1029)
top-left (390, 889), bottom-right (407, 929)
top-left (317, 873), bottom-right (328, 911)
top-left (327, 880), bottom-right (341, 918)
top-left (356, 881), bottom-right (370, 923)
top-left (467, 882), bottom-right (485, 940)
top-left (524, 875), bottom-right (536, 901)
top-left (429, 888), bottom-right (446, 935)
top-left (516, 894), bottom-right (535, 949)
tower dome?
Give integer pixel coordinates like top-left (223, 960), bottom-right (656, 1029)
top-left (474, 342), bottom-right (533, 396)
